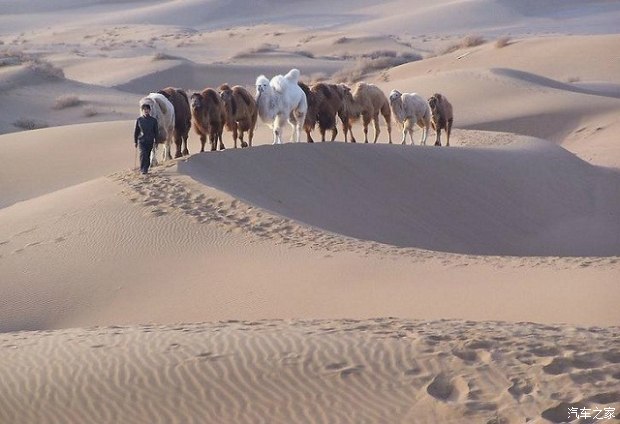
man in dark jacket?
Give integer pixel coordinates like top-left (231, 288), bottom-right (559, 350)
top-left (133, 103), bottom-right (159, 174)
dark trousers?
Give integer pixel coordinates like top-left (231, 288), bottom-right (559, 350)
top-left (138, 141), bottom-right (154, 173)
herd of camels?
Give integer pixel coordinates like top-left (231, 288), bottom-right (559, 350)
top-left (138, 68), bottom-right (453, 164)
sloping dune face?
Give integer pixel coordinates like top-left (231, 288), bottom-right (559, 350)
top-left (180, 141), bottom-right (620, 256)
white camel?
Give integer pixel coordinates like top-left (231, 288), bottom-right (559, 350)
top-left (139, 92), bottom-right (175, 166)
top-left (388, 89), bottom-right (431, 145)
top-left (255, 68), bottom-right (307, 144)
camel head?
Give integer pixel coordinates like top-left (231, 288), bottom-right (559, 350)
top-left (190, 92), bottom-right (203, 111)
top-left (389, 89), bottom-right (402, 103)
top-left (255, 75), bottom-right (270, 95)
top-left (336, 84), bottom-right (352, 101)
top-left (428, 95), bottom-right (438, 111)
top-left (218, 86), bottom-right (237, 117)
top-left (336, 83), bottom-right (357, 116)
top-left (428, 93), bottom-right (444, 111)
top-left (219, 85), bottom-right (232, 103)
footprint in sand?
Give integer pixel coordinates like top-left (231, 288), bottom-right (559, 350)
top-left (507, 377), bottom-right (534, 400)
top-left (426, 373), bottom-right (469, 402)
top-left (325, 361), bottom-right (347, 370)
top-left (587, 391), bottom-right (620, 405)
top-left (543, 357), bottom-right (573, 375)
top-left (603, 350), bottom-right (620, 364)
top-left (529, 345), bottom-right (560, 357)
top-left (452, 348), bottom-right (478, 362)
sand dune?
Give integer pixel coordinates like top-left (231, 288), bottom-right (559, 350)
top-left (113, 59), bottom-right (345, 95)
top-left (0, 121), bottom-right (134, 208)
top-left (346, 0), bottom-right (620, 35)
top-left (1, 158), bottom-right (618, 334)
top-left (1, 319), bottom-right (618, 424)
top-left (180, 139), bottom-right (620, 256)
top-left (1, 0), bottom-right (619, 422)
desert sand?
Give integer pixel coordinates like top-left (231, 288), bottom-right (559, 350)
top-left (0, 1), bottom-right (619, 423)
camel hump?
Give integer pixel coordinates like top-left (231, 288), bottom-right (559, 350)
top-left (316, 83), bottom-right (332, 99)
top-left (204, 89), bottom-right (220, 104)
top-left (219, 83), bottom-right (231, 92)
top-left (235, 87), bottom-right (254, 107)
top-left (284, 68), bottom-right (300, 84)
top-left (177, 89), bottom-right (189, 103)
top-left (152, 95), bottom-right (170, 115)
top-left (157, 89), bottom-right (171, 100)
top-left (298, 81), bottom-right (311, 97)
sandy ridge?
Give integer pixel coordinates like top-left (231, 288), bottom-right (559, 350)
top-left (1, 318), bottom-right (618, 424)
top-left (111, 160), bottom-right (620, 270)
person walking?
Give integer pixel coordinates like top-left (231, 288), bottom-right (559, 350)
top-left (133, 103), bottom-right (159, 174)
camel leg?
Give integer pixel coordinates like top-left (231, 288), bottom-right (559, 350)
top-left (274, 115), bottom-right (285, 144)
top-left (150, 143), bottom-right (159, 167)
top-left (320, 127), bottom-right (326, 142)
top-left (273, 128), bottom-right (279, 144)
top-left (372, 114), bottom-right (381, 144)
top-left (292, 112), bottom-right (305, 143)
top-left (182, 132), bottom-right (190, 156)
top-left (199, 134), bottom-right (207, 153)
top-left (446, 119), bottom-right (453, 147)
top-left (247, 126), bottom-right (254, 147)
top-left (306, 128), bottom-right (315, 143)
top-left (218, 130), bottom-right (226, 150)
top-left (288, 121), bottom-right (296, 143)
top-left (419, 126), bottom-right (426, 145)
top-left (342, 117), bottom-right (356, 143)
top-left (330, 126), bottom-right (337, 142)
top-left (174, 133), bottom-right (183, 158)
top-left (233, 125), bottom-right (238, 149)
top-left (168, 141), bottom-right (173, 159)
top-left (349, 122), bottom-right (357, 143)
top-left (362, 114), bottom-right (372, 143)
top-left (297, 121), bottom-right (304, 143)
top-left (209, 132), bottom-right (217, 151)
top-left (338, 112), bottom-right (349, 142)
top-left (401, 126), bottom-right (407, 145)
top-left (434, 127), bottom-right (442, 146)
top-left (239, 131), bottom-right (248, 148)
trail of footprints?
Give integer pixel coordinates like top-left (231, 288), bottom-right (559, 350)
top-left (111, 168), bottom-right (619, 269)
top-left (111, 169), bottom-right (442, 261)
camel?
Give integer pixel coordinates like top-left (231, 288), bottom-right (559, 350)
top-left (190, 88), bottom-right (226, 152)
top-left (138, 92), bottom-right (175, 166)
top-left (428, 93), bottom-right (454, 146)
top-left (298, 82), bottom-right (346, 143)
top-left (158, 87), bottom-right (191, 158)
top-left (388, 89), bottom-right (432, 145)
top-left (255, 68), bottom-right (307, 144)
top-left (338, 82), bottom-right (392, 144)
top-left (218, 84), bottom-right (258, 148)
